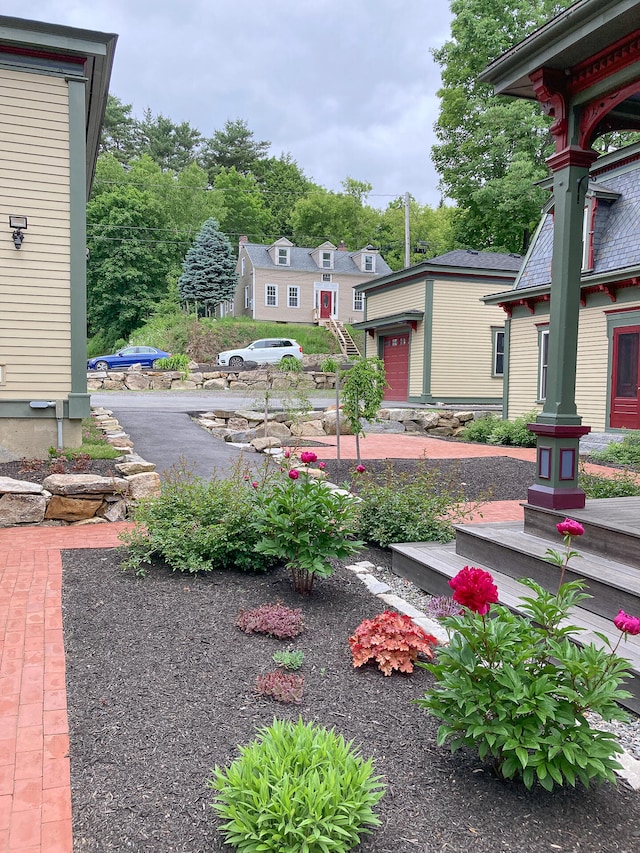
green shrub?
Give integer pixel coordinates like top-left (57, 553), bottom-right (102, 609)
top-left (486, 411), bottom-right (538, 447)
top-left (579, 468), bottom-right (640, 498)
top-left (120, 468), bottom-right (275, 575)
top-left (154, 353), bottom-right (190, 372)
top-left (320, 356), bottom-right (339, 374)
top-left (252, 462), bottom-right (363, 594)
top-left (460, 413), bottom-right (499, 443)
top-left (278, 355), bottom-right (303, 372)
top-left (419, 553), bottom-right (631, 790)
top-left (355, 462), bottom-right (461, 548)
top-left (592, 431), bottom-right (640, 467)
top-left (209, 717), bottom-right (384, 852)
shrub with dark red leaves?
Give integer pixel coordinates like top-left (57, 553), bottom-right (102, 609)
top-left (235, 603), bottom-right (304, 639)
top-left (254, 670), bottom-right (304, 703)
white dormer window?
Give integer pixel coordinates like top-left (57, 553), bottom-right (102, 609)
top-left (321, 251), bottom-right (333, 269)
top-left (363, 254), bottom-right (375, 272)
top-left (277, 247), bottom-right (289, 266)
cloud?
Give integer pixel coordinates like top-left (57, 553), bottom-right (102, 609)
top-left (27, 0), bottom-right (452, 207)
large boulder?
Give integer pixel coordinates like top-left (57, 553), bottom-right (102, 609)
top-left (0, 493), bottom-right (47, 525)
top-left (45, 496), bottom-right (103, 522)
top-left (43, 474), bottom-right (129, 496)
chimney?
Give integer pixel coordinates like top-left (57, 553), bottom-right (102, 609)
top-left (337, 240), bottom-right (348, 251)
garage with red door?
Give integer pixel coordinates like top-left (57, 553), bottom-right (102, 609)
top-left (381, 334), bottom-right (409, 401)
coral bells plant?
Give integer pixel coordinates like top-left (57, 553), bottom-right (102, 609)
top-left (349, 611), bottom-right (438, 676)
top-left (235, 603), bottom-right (304, 639)
top-left (419, 528), bottom-right (635, 790)
top-left (255, 670), bottom-right (304, 704)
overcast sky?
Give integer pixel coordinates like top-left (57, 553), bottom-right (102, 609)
top-left (27, 1), bottom-right (453, 208)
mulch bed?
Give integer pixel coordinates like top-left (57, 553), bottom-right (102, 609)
top-left (62, 467), bottom-right (640, 853)
top-left (0, 457), bottom-right (119, 486)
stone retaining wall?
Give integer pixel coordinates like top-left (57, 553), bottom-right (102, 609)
top-left (0, 408), bottom-right (160, 528)
top-left (87, 366), bottom-right (336, 392)
top-left (193, 406), bottom-right (476, 453)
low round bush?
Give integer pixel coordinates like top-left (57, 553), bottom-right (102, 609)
top-left (209, 717), bottom-right (385, 852)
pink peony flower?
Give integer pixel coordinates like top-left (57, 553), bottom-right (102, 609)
top-left (318, 462), bottom-right (326, 470)
top-left (283, 450), bottom-right (291, 459)
top-left (300, 450), bottom-right (318, 464)
top-left (288, 469), bottom-right (299, 480)
top-left (355, 464), bottom-right (366, 473)
top-left (613, 610), bottom-right (640, 636)
top-left (251, 482), bottom-right (258, 489)
top-left (556, 518), bottom-right (584, 537)
top-left (448, 566), bottom-right (499, 616)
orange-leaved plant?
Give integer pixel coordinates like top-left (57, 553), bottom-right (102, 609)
top-left (349, 610), bottom-right (438, 676)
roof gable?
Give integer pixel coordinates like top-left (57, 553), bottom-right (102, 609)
top-left (242, 241), bottom-right (392, 277)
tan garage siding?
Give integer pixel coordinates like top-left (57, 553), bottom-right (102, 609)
top-left (0, 68), bottom-right (71, 398)
top-left (506, 314), bottom-right (543, 419)
top-left (574, 306), bottom-right (612, 432)
top-left (365, 280), bottom-right (425, 321)
top-left (409, 321), bottom-right (425, 397)
top-left (430, 280), bottom-right (505, 398)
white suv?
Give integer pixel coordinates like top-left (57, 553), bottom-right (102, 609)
top-left (217, 338), bottom-right (303, 368)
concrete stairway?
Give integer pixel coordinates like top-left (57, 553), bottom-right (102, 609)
top-left (391, 498), bottom-right (640, 713)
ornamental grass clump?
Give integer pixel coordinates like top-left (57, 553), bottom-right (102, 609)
top-left (419, 521), bottom-right (636, 790)
top-left (349, 610), bottom-right (438, 676)
top-left (209, 717), bottom-right (385, 852)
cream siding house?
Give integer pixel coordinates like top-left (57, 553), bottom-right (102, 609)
top-left (353, 250), bottom-right (521, 404)
top-left (234, 237), bottom-right (392, 325)
top-left (484, 144), bottom-right (640, 432)
top-left (0, 17), bottom-right (116, 459)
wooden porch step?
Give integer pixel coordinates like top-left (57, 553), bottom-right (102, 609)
top-left (523, 499), bottom-right (640, 570)
top-left (390, 541), bottom-right (640, 713)
top-left (453, 521), bottom-right (640, 621)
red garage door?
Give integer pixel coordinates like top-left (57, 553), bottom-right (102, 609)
top-left (382, 334), bottom-right (409, 401)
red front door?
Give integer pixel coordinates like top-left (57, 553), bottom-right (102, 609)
top-left (320, 291), bottom-right (332, 319)
top-left (610, 325), bottom-right (640, 429)
top-left (382, 334), bottom-right (409, 401)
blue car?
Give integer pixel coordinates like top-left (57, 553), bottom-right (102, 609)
top-left (87, 346), bottom-right (171, 371)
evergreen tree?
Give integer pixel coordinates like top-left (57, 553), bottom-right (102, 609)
top-left (177, 219), bottom-right (237, 314)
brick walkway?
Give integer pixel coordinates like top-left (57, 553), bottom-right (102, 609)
top-left (0, 436), bottom-right (635, 851)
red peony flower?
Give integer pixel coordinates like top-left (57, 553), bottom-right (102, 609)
top-left (300, 451), bottom-right (318, 464)
top-left (448, 566), bottom-right (499, 615)
top-left (288, 469), bottom-right (299, 480)
top-left (613, 609), bottom-right (640, 636)
top-left (355, 464), bottom-right (366, 473)
top-left (283, 450), bottom-right (291, 459)
top-left (251, 482), bottom-right (258, 489)
top-left (318, 462), bottom-right (326, 470)
top-left (556, 518), bottom-right (584, 537)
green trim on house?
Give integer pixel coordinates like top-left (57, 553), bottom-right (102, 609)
top-left (0, 400), bottom-right (68, 418)
top-left (422, 279), bottom-right (434, 400)
top-left (407, 395), bottom-right (504, 406)
top-left (68, 77), bottom-right (88, 410)
top-left (351, 310), bottom-right (424, 331)
top-left (502, 316), bottom-right (511, 419)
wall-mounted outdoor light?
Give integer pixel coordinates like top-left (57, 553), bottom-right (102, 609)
top-left (9, 215), bottom-right (27, 249)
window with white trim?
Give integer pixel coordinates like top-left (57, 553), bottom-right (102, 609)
top-left (322, 273), bottom-right (332, 282)
top-left (241, 257), bottom-right (246, 276)
top-left (353, 291), bottom-right (363, 312)
top-left (288, 286), bottom-right (300, 308)
top-left (321, 251), bottom-right (333, 269)
top-left (277, 247), bottom-right (289, 266)
top-left (538, 328), bottom-right (549, 400)
top-left (492, 329), bottom-right (505, 377)
top-left (363, 254), bottom-right (375, 272)
top-left (265, 284), bottom-right (278, 307)
top-left (244, 286), bottom-right (250, 309)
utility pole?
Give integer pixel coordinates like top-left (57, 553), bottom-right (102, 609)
top-left (404, 191), bottom-right (411, 268)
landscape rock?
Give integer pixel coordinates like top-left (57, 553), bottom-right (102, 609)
top-left (45, 496), bottom-right (104, 521)
top-left (43, 474), bottom-right (129, 496)
top-left (0, 477), bottom-right (43, 494)
top-left (251, 436), bottom-right (282, 452)
top-left (126, 472), bottom-right (162, 500)
top-left (0, 493), bottom-right (47, 525)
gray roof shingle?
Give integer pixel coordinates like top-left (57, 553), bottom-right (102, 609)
top-left (242, 243), bottom-right (392, 276)
top-left (428, 249), bottom-right (523, 271)
top-left (516, 161), bottom-right (640, 290)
